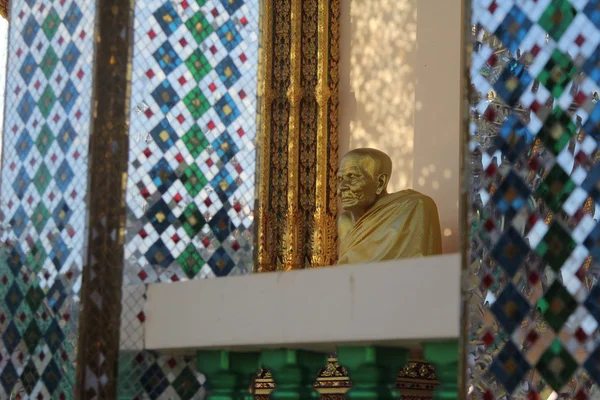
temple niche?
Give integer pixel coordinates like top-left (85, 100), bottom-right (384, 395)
top-left (339, 0), bottom-right (461, 257)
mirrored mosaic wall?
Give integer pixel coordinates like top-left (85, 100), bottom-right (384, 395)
top-left (468, 0), bottom-right (600, 397)
top-left (117, 0), bottom-right (260, 398)
top-left (0, 0), bottom-right (95, 397)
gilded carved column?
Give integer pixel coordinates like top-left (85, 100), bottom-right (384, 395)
top-left (75, 0), bottom-right (134, 397)
top-left (256, 0), bottom-right (339, 272)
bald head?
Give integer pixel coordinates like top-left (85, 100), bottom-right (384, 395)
top-left (338, 148), bottom-right (393, 218)
top-left (343, 148), bottom-right (392, 183)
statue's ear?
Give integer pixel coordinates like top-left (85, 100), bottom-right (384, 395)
top-left (376, 174), bottom-right (388, 195)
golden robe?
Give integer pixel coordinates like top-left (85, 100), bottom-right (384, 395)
top-left (338, 190), bottom-right (442, 265)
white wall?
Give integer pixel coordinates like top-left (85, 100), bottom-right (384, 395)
top-left (340, 0), bottom-right (462, 253)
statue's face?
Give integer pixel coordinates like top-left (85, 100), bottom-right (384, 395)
top-left (337, 155), bottom-right (380, 214)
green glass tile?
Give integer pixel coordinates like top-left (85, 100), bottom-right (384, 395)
top-left (31, 202), bottom-right (51, 234)
top-left (36, 124), bottom-right (55, 155)
top-left (42, 8), bottom-right (61, 40)
top-left (185, 49), bottom-right (212, 82)
top-left (25, 285), bottom-right (45, 312)
top-left (40, 47), bottom-right (59, 79)
top-left (536, 339), bottom-right (577, 391)
top-left (181, 163), bottom-right (208, 197)
top-left (179, 203), bottom-right (206, 238)
top-left (537, 50), bottom-right (576, 98)
top-left (538, 0), bottom-right (576, 42)
top-left (183, 125), bottom-right (210, 158)
top-left (535, 165), bottom-right (575, 213)
top-left (13, 300), bottom-right (34, 334)
top-left (177, 244), bottom-right (205, 279)
top-left (183, 87), bottom-right (210, 119)
top-left (538, 108), bottom-right (577, 155)
top-left (34, 163), bottom-right (52, 196)
top-left (172, 366), bottom-right (201, 398)
top-left (536, 221), bottom-right (575, 272)
top-left (4, 283), bottom-right (23, 316)
top-left (23, 320), bottom-right (42, 353)
top-left (185, 13), bottom-right (213, 44)
top-left (195, 0), bottom-right (208, 6)
top-left (537, 281), bottom-right (577, 332)
top-left (37, 85), bottom-right (57, 118)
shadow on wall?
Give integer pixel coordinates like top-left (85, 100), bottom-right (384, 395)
top-left (340, 0), bottom-right (418, 193)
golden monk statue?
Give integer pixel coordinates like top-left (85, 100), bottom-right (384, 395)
top-left (337, 148), bottom-right (442, 264)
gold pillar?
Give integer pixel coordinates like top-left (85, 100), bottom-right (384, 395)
top-left (75, 0), bottom-right (134, 397)
top-left (256, 0), bottom-right (340, 272)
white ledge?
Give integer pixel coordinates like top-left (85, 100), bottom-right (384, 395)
top-left (144, 254), bottom-right (461, 352)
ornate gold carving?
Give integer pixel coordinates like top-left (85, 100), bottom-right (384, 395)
top-left (314, 355), bottom-right (352, 397)
top-left (256, 0), bottom-right (339, 271)
top-left (251, 367), bottom-right (277, 398)
top-left (255, 0), bottom-right (275, 272)
top-left (0, 0), bottom-right (8, 19)
top-left (395, 360), bottom-right (440, 400)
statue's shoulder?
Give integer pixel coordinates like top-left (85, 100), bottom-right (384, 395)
top-left (388, 189), bottom-right (435, 207)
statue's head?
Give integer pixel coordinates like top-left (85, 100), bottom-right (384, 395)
top-left (337, 148), bottom-right (392, 216)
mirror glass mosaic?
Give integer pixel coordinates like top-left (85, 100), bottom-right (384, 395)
top-left (468, 0), bottom-right (600, 397)
top-left (0, 0), bottom-right (96, 397)
top-left (117, 0), bottom-right (260, 398)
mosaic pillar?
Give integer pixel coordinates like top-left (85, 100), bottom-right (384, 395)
top-left (0, 0), bottom-right (97, 398)
top-left (336, 346), bottom-right (408, 399)
top-left (256, 0), bottom-right (340, 271)
top-left (467, 0), bottom-right (600, 398)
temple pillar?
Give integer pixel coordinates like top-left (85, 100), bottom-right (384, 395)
top-left (422, 341), bottom-right (459, 400)
top-left (260, 349), bottom-right (325, 399)
top-left (337, 346), bottom-right (408, 399)
top-left (196, 351), bottom-right (260, 400)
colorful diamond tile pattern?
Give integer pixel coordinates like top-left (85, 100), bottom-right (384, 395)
top-left (470, 0), bottom-right (600, 397)
top-left (118, 0), bottom-right (259, 398)
top-left (0, 0), bottom-right (95, 398)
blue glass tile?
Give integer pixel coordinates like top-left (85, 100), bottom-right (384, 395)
top-left (209, 208), bottom-right (232, 242)
top-left (215, 56), bottom-right (241, 88)
top-left (19, 53), bottom-right (38, 85)
top-left (215, 93), bottom-right (241, 126)
top-left (208, 246), bottom-right (235, 276)
top-left (490, 284), bottom-right (530, 333)
top-left (212, 131), bottom-right (239, 164)
top-left (63, 3), bottom-right (83, 35)
top-left (149, 158), bottom-right (176, 194)
top-left (151, 80), bottom-right (180, 113)
top-left (153, 3), bottom-right (182, 36)
top-left (217, 20), bottom-right (243, 51)
top-left (17, 91), bottom-right (36, 123)
top-left (16, 129), bottom-right (34, 162)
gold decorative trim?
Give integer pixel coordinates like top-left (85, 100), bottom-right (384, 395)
top-left (0, 0), bottom-right (8, 20)
top-left (256, 0), bottom-right (339, 271)
top-left (256, 0), bottom-right (275, 272)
